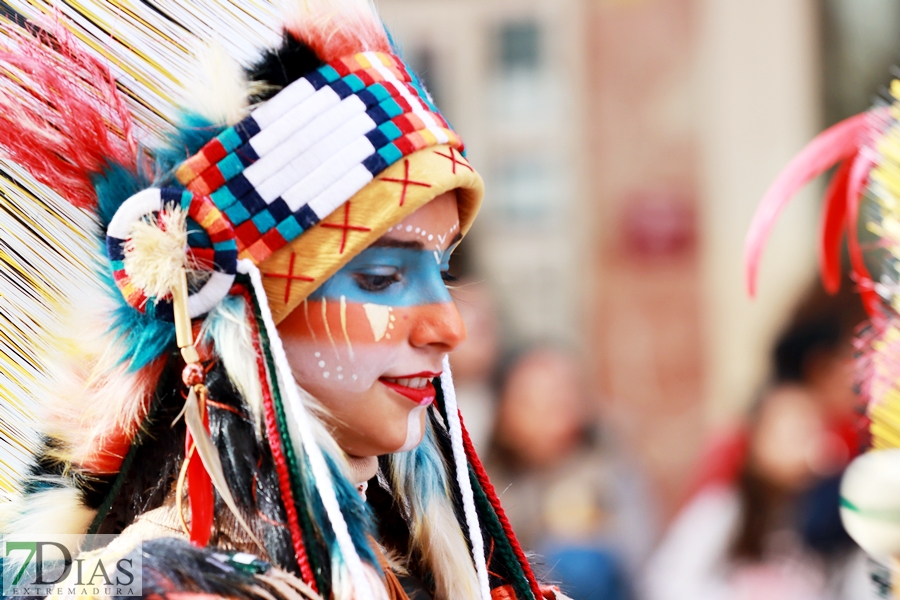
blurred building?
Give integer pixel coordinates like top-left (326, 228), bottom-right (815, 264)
top-left (381, 0), bottom-right (900, 520)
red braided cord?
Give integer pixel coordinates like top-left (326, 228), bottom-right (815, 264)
top-left (457, 409), bottom-right (543, 600)
top-left (241, 289), bottom-right (318, 591)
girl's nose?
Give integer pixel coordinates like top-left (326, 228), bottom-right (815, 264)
top-left (408, 301), bottom-right (467, 353)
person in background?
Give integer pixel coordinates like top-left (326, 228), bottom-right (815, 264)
top-left (487, 347), bottom-right (656, 600)
top-left (642, 277), bottom-right (874, 600)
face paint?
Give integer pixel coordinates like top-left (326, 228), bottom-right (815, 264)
top-left (308, 245), bottom-right (455, 306)
top-left (278, 191), bottom-right (466, 458)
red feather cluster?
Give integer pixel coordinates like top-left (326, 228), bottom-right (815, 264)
top-left (744, 110), bottom-right (885, 317)
top-left (0, 22), bottom-right (136, 208)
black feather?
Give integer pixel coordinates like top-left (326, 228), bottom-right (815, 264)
top-left (247, 32), bottom-right (324, 104)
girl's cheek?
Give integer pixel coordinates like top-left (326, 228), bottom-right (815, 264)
top-left (282, 299), bottom-right (412, 393)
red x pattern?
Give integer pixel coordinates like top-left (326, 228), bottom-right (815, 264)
top-left (379, 159), bottom-right (432, 206)
top-left (266, 252), bottom-right (314, 303)
top-left (434, 147), bottom-right (473, 175)
top-left (320, 201), bottom-right (372, 254)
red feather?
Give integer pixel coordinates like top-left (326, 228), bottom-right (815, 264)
top-left (846, 150), bottom-right (882, 318)
top-left (0, 22), bottom-right (136, 208)
top-left (745, 113), bottom-right (869, 297)
top-left (819, 158), bottom-right (852, 294)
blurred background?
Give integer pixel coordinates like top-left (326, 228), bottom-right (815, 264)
top-left (381, 0), bottom-right (900, 598)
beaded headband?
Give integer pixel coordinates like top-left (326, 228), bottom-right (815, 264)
top-left (175, 50), bottom-right (461, 263)
top-left (106, 50), bottom-right (477, 322)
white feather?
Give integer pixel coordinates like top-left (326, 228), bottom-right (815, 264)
top-left (0, 484), bottom-right (96, 536)
top-left (183, 41), bottom-right (261, 126)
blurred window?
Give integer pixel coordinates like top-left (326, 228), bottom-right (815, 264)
top-left (500, 20), bottom-right (541, 72)
top-left (821, 0), bottom-right (900, 123)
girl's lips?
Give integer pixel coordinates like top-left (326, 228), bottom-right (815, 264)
top-left (379, 378), bottom-right (437, 406)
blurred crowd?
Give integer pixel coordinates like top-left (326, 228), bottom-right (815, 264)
top-left (458, 274), bottom-right (877, 600)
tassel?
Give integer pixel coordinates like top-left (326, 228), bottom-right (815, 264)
top-left (184, 388), bottom-right (215, 547)
top-left (183, 381), bottom-right (263, 548)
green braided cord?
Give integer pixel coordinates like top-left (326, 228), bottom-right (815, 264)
top-left (246, 286), bottom-right (329, 594)
top-left (432, 390), bottom-right (534, 599)
top-left (86, 392), bottom-right (163, 536)
top-left (467, 464), bottom-right (534, 600)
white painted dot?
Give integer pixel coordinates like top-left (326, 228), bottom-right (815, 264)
top-left (352, 374), bottom-right (359, 380)
top-left (428, 235), bottom-right (434, 241)
top-left (406, 225), bottom-right (413, 232)
top-left (337, 366), bottom-right (343, 372)
top-left (388, 323), bottom-right (394, 330)
top-left (389, 315), bottom-right (396, 322)
top-left (314, 352), bottom-right (321, 358)
top-left (415, 227), bottom-right (421, 233)
top-left (385, 333), bottom-right (391, 339)
top-left (338, 374), bottom-right (344, 380)
top-left (318, 360), bottom-right (325, 368)
top-left (323, 372), bottom-right (330, 378)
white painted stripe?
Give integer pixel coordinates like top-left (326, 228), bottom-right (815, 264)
top-left (250, 86), bottom-right (341, 156)
top-left (307, 164), bottom-right (374, 218)
top-left (253, 113), bottom-right (376, 203)
top-left (245, 95), bottom-right (369, 192)
top-left (250, 77), bottom-right (315, 128)
top-left (282, 138), bottom-right (376, 212)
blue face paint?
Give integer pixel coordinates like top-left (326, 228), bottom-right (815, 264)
top-left (308, 245), bottom-right (455, 306)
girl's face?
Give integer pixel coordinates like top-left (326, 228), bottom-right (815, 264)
top-left (279, 191), bottom-right (466, 457)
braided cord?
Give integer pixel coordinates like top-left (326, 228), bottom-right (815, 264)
top-left (433, 381), bottom-right (537, 600)
top-left (244, 262), bottom-right (375, 599)
top-left (241, 285), bottom-right (323, 592)
top-left (458, 410), bottom-right (543, 599)
top-left (467, 464), bottom-right (534, 600)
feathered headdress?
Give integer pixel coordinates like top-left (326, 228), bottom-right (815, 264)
top-left (0, 2), bottom-right (548, 599)
top-left (746, 79), bottom-right (900, 576)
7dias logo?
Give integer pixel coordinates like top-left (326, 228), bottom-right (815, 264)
top-left (1, 535), bottom-right (142, 597)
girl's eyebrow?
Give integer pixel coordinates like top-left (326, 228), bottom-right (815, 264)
top-left (370, 238), bottom-right (424, 250)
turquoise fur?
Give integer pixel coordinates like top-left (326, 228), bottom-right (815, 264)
top-left (89, 114), bottom-right (225, 372)
top-left (391, 415), bottom-right (455, 533)
top-left (324, 452), bottom-right (381, 570)
top-left (93, 162), bottom-right (145, 230)
top-left (155, 113), bottom-right (226, 183)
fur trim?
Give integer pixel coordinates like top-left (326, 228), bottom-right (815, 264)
top-left (0, 483), bottom-right (96, 536)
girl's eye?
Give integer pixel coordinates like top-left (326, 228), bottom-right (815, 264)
top-left (353, 270), bottom-right (401, 292)
top-left (441, 271), bottom-right (458, 284)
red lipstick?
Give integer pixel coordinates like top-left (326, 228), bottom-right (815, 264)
top-left (379, 372), bottom-right (440, 406)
